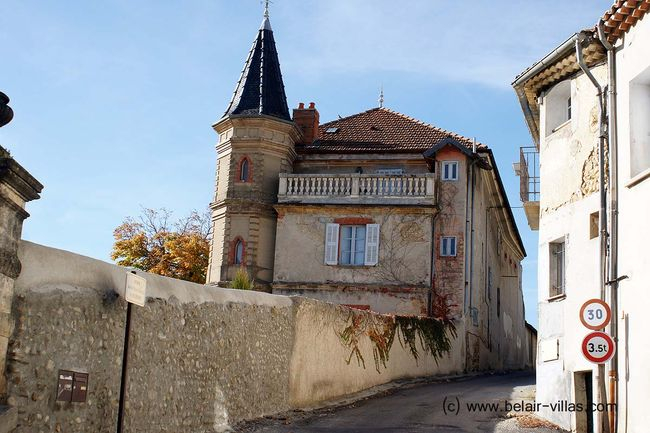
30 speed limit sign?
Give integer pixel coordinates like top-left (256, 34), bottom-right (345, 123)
top-left (579, 298), bottom-right (611, 330)
top-left (582, 331), bottom-right (616, 364)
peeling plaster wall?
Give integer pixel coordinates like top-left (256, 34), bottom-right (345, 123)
top-left (535, 65), bottom-right (608, 432)
top-left (273, 207), bottom-right (433, 315)
top-left (289, 298), bottom-right (465, 407)
top-left (539, 66), bottom-right (607, 217)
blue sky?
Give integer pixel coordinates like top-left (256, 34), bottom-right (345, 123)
top-left (0, 0), bottom-right (613, 328)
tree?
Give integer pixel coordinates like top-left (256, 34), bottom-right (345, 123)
top-left (111, 207), bottom-right (211, 284)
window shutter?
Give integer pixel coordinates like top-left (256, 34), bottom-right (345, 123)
top-left (324, 223), bottom-right (340, 265)
top-left (364, 224), bottom-right (380, 266)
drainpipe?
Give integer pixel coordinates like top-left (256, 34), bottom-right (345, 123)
top-left (576, 32), bottom-right (611, 433)
top-left (597, 22), bottom-right (619, 433)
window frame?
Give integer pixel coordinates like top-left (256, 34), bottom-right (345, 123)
top-left (441, 161), bottom-right (459, 181)
top-left (339, 225), bottom-right (367, 266)
top-left (324, 223), bottom-right (380, 266)
top-left (237, 156), bottom-right (253, 183)
top-left (440, 236), bottom-right (457, 257)
top-left (549, 240), bottom-right (566, 298)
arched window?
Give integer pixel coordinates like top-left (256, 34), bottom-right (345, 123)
top-left (239, 157), bottom-right (250, 182)
top-left (234, 239), bottom-right (244, 264)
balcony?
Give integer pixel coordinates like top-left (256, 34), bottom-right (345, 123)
top-left (513, 146), bottom-right (540, 230)
top-left (278, 173), bottom-right (435, 205)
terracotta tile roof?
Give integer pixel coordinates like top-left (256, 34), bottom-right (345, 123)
top-left (300, 107), bottom-right (487, 154)
top-left (601, 0), bottom-right (650, 43)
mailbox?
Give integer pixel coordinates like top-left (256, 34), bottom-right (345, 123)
top-left (56, 370), bottom-right (74, 402)
top-left (56, 370), bottom-right (89, 403)
top-left (71, 372), bottom-right (88, 402)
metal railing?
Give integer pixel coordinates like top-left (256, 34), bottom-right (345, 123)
top-left (519, 147), bottom-right (539, 202)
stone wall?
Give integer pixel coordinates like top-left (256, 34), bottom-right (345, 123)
top-left (6, 240), bottom-right (474, 433)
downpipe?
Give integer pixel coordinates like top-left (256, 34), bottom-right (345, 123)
top-left (597, 22), bottom-right (620, 433)
top-left (576, 32), bottom-right (611, 433)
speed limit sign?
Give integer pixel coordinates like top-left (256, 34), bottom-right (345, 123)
top-left (579, 299), bottom-right (611, 330)
top-left (582, 331), bottom-right (615, 364)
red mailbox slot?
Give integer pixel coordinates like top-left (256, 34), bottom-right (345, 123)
top-left (56, 370), bottom-right (74, 402)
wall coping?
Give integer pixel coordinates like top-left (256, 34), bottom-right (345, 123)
top-left (15, 240), bottom-right (292, 308)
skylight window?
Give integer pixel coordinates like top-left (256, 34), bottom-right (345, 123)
top-left (325, 127), bottom-right (339, 133)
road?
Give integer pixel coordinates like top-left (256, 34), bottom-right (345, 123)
top-left (236, 371), bottom-right (566, 433)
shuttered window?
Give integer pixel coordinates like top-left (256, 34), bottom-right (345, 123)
top-left (442, 161), bottom-right (459, 181)
top-left (441, 236), bottom-right (457, 257)
top-left (324, 223), bottom-right (340, 265)
top-left (364, 224), bottom-right (380, 266)
top-left (324, 223), bottom-right (380, 266)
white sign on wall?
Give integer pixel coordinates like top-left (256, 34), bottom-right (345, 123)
top-left (125, 272), bottom-right (147, 307)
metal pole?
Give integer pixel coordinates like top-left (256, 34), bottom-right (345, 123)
top-left (117, 300), bottom-right (133, 433)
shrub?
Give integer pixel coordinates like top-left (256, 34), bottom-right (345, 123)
top-left (231, 267), bottom-right (253, 290)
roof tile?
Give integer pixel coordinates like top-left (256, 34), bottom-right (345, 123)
top-left (299, 107), bottom-right (487, 154)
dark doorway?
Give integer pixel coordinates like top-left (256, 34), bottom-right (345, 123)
top-left (575, 371), bottom-right (594, 433)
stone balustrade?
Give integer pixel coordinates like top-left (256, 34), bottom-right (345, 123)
top-left (278, 173), bottom-right (435, 205)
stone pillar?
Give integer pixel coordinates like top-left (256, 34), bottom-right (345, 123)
top-left (0, 147), bottom-right (42, 396)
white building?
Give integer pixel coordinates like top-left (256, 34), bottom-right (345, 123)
top-left (513, 1), bottom-right (650, 432)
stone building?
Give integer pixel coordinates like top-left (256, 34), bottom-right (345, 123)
top-left (207, 10), bottom-right (529, 371)
top-left (513, 1), bottom-right (650, 431)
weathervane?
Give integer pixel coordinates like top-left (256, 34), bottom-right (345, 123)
top-left (378, 85), bottom-right (384, 108)
top-left (263, 0), bottom-right (271, 18)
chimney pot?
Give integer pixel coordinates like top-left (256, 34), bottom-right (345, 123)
top-left (309, 102), bottom-right (315, 109)
top-left (298, 102), bottom-right (305, 109)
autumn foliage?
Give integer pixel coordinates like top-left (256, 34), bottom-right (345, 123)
top-left (111, 208), bottom-right (210, 284)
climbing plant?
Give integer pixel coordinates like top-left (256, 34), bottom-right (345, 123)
top-left (336, 303), bottom-right (457, 373)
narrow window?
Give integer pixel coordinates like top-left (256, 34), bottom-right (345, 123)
top-left (239, 158), bottom-right (250, 182)
top-left (567, 96), bottom-right (572, 120)
top-left (549, 240), bottom-right (565, 297)
top-left (440, 236), bottom-right (457, 257)
top-left (441, 161), bottom-right (459, 181)
top-left (234, 239), bottom-right (244, 265)
top-left (497, 287), bottom-right (501, 318)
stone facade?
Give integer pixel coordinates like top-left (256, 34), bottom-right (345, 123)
top-left (0, 148), bottom-right (42, 409)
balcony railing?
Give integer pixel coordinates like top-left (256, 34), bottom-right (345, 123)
top-left (514, 146), bottom-right (540, 230)
top-left (518, 147), bottom-right (539, 202)
top-left (278, 173), bottom-right (435, 205)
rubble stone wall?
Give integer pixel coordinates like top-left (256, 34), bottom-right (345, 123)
top-left (6, 240), bottom-right (467, 433)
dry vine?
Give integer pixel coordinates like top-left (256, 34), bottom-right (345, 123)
top-left (336, 305), bottom-right (457, 373)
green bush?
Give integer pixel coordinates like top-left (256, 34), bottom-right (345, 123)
top-left (231, 267), bottom-right (253, 290)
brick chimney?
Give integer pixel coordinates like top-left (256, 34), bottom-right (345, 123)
top-left (292, 102), bottom-right (319, 145)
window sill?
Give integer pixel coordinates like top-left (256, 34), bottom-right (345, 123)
top-left (547, 293), bottom-right (566, 302)
top-left (547, 119), bottom-right (571, 137)
top-left (626, 167), bottom-right (650, 188)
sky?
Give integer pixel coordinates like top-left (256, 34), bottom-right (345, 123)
top-left (0, 0), bottom-right (613, 328)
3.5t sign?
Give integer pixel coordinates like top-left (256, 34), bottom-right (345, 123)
top-left (582, 331), bottom-right (616, 364)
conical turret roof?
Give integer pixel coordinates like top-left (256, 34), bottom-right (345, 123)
top-left (223, 15), bottom-right (291, 121)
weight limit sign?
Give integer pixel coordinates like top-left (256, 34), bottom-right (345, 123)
top-left (581, 331), bottom-right (616, 364)
top-left (579, 298), bottom-right (611, 330)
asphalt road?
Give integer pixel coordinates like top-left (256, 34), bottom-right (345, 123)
top-left (236, 371), bottom-right (565, 433)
